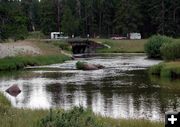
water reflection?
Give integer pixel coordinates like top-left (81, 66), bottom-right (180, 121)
top-left (0, 54), bottom-right (179, 121)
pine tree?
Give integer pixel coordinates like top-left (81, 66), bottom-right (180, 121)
top-left (114, 0), bottom-right (142, 35)
top-left (61, 6), bottom-right (79, 36)
top-left (40, 0), bottom-right (56, 35)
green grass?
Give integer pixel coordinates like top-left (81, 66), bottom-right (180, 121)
top-left (101, 117), bottom-right (163, 127)
top-left (0, 108), bottom-right (47, 127)
top-left (0, 93), bottom-right (11, 107)
top-left (76, 61), bottom-right (87, 70)
top-left (39, 107), bottom-right (163, 127)
top-left (0, 55), bottom-right (71, 71)
top-left (94, 39), bottom-right (146, 53)
top-left (51, 41), bottom-right (72, 52)
top-left (0, 93), bottom-right (164, 127)
top-left (149, 61), bottom-right (180, 78)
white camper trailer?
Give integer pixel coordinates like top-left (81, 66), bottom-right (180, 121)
top-left (51, 32), bottom-right (69, 39)
top-left (128, 33), bottom-right (141, 40)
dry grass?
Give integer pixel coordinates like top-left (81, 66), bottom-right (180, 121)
top-left (27, 40), bottom-right (62, 55)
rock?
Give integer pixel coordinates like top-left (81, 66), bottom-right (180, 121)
top-left (76, 61), bottom-right (104, 70)
top-left (83, 64), bottom-right (98, 70)
top-left (6, 84), bottom-right (21, 97)
top-left (95, 64), bottom-right (105, 69)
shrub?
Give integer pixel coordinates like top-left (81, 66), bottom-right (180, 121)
top-left (28, 31), bottom-right (45, 39)
top-left (39, 107), bottom-right (106, 127)
top-left (160, 41), bottom-right (180, 60)
top-left (145, 35), bottom-right (173, 58)
top-left (76, 61), bottom-right (87, 70)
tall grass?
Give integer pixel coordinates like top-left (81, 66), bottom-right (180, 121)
top-left (39, 107), bottom-right (105, 127)
top-left (149, 62), bottom-right (180, 78)
top-left (0, 55), bottom-right (71, 71)
top-left (101, 117), bottom-right (163, 127)
top-left (39, 107), bottom-right (164, 127)
top-left (0, 108), bottom-right (47, 127)
top-left (161, 41), bottom-right (180, 60)
top-left (0, 94), bottom-right (164, 127)
top-left (0, 93), bottom-right (11, 107)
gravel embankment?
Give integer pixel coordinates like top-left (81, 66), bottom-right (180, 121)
top-left (0, 41), bottom-right (41, 58)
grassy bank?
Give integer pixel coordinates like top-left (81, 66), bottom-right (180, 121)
top-left (94, 39), bottom-right (146, 53)
top-left (0, 94), bottom-right (163, 127)
top-left (0, 55), bottom-right (71, 71)
top-left (0, 93), bottom-right (11, 107)
top-left (149, 61), bottom-right (180, 78)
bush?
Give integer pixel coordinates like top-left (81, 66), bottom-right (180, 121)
top-left (39, 107), bottom-right (105, 127)
top-left (28, 31), bottom-right (45, 39)
top-left (76, 61), bottom-right (87, 70)
top-left (160, 41), bottom-right (180, 60)
top-left (145, 35), bottom-right (173, 58)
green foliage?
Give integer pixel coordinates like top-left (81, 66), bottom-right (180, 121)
top-left (1, 0), bottom-right (180, 38)
top-left (0, 105), bottom-right (163, 127)
top-left (61, 6), bottom-right (80, 36)
top-left (28, 31), bottom-right (45, 39)
top-left (149, 62), bottom-right (180, 78)
top-left (21, 0), bottom-right (41, 31)
top-left (0, 1), bottom-right (28, 40)
top-left (52, 41), bottom-right (72, 51)
top-left (0, 55), bottom-right (70, 71)
top-left (115, 0), bottom-right (142, 34)
top-left (0, 93), bottom-right (11, 108)
top-left (76, 61), bottom-right (87, 70)
top-left (149, 63), bottom-right (163, 76)
top-left (160, 41), bottom-right (180, 60)
top-left (39, 107), bottom-right (105, 127)
top-left (0, 108), bottom-right (47, 127)
top-left (40, 0), bottom-right (56, 35)
top-left (145, 35), bottom-right (173, 58)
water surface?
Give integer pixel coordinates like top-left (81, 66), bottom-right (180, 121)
top-left (0, 54), bottom-right (179, 121)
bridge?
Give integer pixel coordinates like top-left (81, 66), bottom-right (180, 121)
top-left (67, 39), bottom-right (105, 54)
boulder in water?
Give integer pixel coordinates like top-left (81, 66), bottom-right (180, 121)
top-left (6, 84), bottom-right (21, 97)
top-left (76, 61), bottom-right (105, 70)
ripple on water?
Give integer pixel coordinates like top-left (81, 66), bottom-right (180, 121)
top-left (1, 54), bottom-right (176, 121)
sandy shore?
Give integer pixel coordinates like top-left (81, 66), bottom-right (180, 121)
top-left (0, 41), bottom-right (42, 58)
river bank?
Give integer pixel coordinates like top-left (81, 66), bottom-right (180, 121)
top-left (0, 39), bottom-right (169, 127)
top-left (0, 93), bottom-right (163, 127)
top-left (0, 40), bottom-right (72, 71)
top-left (149, 61), bottom-right (180, 78)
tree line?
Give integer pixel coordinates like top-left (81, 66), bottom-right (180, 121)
top-left (1, 0), bottom-right (180, 40)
